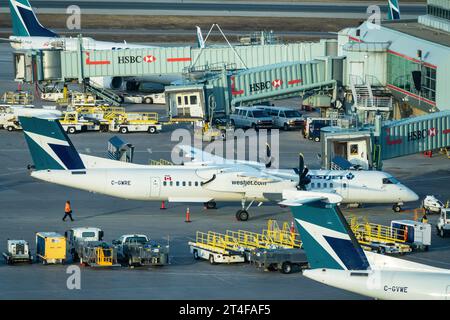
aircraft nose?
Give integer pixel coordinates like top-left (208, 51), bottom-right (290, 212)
top-left (403, 188), bottom-right (419, 202)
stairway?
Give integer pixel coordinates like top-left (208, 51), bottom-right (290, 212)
top-left (85, 82), bottom-right (123, 106)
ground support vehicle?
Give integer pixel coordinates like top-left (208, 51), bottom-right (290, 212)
top-left (391, 220), bottom-right (431, 251)
top-left (35, 232), bottom-right (66, 264)
top-left (2, 240), bottom-right (32, 265)
top-left (350, 217), bottom-right (413, 254)
top-left (60, 111), bottom-right (100, 134)
top-left (78, 242), bottom-right (120, 267)
top-left (248, 248), bottom-right (308, 274)
top-left (188, 232), bottom-right (245, 264)
top-left (437, 208), bottom-right (450, 237)
top-left (422, 195), bottom-right (445, 214)
top-left (108, 112), bottom-right (162, 134)
top-left (113, 234), bottom-right (169, 267)
top-left (259, 106), bottom-right (304, 131)
top-left (66, 227), bottom-right (104, 262)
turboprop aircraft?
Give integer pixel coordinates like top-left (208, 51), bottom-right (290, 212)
top-left (283, 199), bottom-right (450, 300)
top-left (19, 115), bottom-right (342, 221)
top-left (178, 145), bottom-right (419, 212)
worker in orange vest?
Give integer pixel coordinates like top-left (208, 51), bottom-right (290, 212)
top-left (62, 200), bottom-right (74, 221)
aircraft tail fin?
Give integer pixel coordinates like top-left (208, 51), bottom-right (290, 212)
top-left (19, 116), bottom-right (85, 171)
top-left (387, 0), bottom-right (401, 20)
top-left (289, 201), bottom-right (370, 271)
top-left (9, 0), bottom-right (59, 37)
top-left (196, 26), bottom-right (205, 49)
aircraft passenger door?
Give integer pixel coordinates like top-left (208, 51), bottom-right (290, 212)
top-left (339, 180), bottom-right (350, 202)
top-left (150, 177), bottom-right (160, 198)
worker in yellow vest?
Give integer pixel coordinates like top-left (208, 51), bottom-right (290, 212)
top-left (63, 200), bottom-right (74, 222)
top-left (421, 214), bottom-right (428, 224)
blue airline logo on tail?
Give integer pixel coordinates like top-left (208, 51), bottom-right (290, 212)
top-left (388, 0), bottom-right (401, 20)
top-left (9, 0), bottom-right (58, 37)
top-left (19, 116), bottom-right (85, 171)
top-left (290, 201), bottom-right (370, 271)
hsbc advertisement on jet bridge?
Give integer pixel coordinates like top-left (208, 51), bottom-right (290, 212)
top-left (70, 47), bottom-right (192, 77)
top-left (229, 60), bottom-right (327, 100)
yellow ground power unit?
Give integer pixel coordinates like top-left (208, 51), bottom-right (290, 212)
top-left (35, 232), bottom-right (66, 264)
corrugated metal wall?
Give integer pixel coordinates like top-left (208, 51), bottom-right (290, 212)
top-left (381, 111), bottom-right (450, 159)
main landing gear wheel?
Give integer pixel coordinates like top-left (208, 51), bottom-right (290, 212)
top-left (205, 201), bottom-right (217, 209)
top-left (392, 204), bottom-right (402, 213)
top-left (236, 210), bottom-right (249, 221)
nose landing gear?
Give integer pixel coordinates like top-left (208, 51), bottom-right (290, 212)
top-left (236, 199), bottom-right (254, 221)
top-left (392, 203), bottom-right (403, 213)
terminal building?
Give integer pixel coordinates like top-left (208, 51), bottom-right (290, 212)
top-left (339, 0), bottom-right (450, 115)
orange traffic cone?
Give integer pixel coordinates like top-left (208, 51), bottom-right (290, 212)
top-left (160, 201), bottom-right (166, 210)
top-left (185, 207), bottom-right (191, 223)
top-left (290, 221), bottom-right (296, 234)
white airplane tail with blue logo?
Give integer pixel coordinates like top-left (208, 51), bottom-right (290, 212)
top-left (19, 116), bottom-right (85, 171)
top-left (9, 0), bottom-right (58, 37)
top-left (387, 0), bottom-right (401, 20)
top-left (289, 201), bottom-right (370, 270)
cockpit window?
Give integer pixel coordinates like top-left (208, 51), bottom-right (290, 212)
top-left (383, 177), bottom-right (399, 184)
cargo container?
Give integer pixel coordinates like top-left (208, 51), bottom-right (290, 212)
top-left (36, 232), bottom-right (66, 264)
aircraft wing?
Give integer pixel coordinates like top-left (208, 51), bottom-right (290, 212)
top-left (178, 145), bottom-right (267, 170)
top-left (279, 190), bottom-right (343, 206)
top-left (178, 145), bottom-right (229, 165)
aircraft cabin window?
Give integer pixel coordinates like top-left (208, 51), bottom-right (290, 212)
top-left (182, 181), bottom-right (186, 187)
top-left (343, 183), bottom-right (347, 188)
top-left (323, 183), bottom-right (327, 188)
top-left (330, 183), bottom-right (333, 188)
top-left (163, 181), bottom-right (167, 186)
top-left (170, 181), bottom-right (173, 186)
top-left (311, 183), bottom-right (315, 188)
top-left (188, 181), bottom-right (192, 187)
top-left (195, 181), bottom-right (199, 187)
top-left (317, 183), bottom-right (321, 188)
top-left (176, 181), bottom-right (180, 187)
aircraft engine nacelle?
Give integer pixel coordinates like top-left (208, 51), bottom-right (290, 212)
top-left (90, 76), bottom-right (124, 90)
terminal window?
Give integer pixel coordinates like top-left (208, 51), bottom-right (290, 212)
top-left (427, 5), bottom-right (450, 21)
top-left (387, 52), bottom-right (436, 103)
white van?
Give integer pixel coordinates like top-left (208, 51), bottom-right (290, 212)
top-left (259, 106), bottom-right (304, 130)
top-left (230, 107), bottom-right (273, 129)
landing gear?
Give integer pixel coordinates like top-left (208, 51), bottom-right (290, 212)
top-left (204, 201), bottom-right (217, 210)
top-left (236, 210), bottom-right (249, 221)
top-left (392, 204), bottom-right (403, 213)
top-left (236, 199), bottom-right (254, 221)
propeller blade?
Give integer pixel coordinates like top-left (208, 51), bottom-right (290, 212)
top-left (265, 143), bottom-right (272, 168)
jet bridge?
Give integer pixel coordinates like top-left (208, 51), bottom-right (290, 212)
top-left (165, 57), bottom-right (342, 121)
top-left (13, 39), bottom-right (338, 84)
top-left (320, 111), bottom-right (450, 170)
